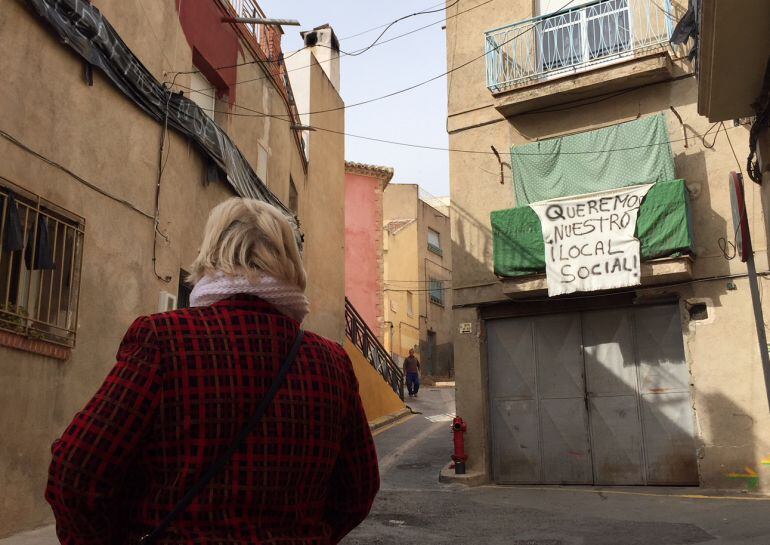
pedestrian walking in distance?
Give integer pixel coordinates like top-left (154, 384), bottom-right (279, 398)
top-left (404, 348), bottom-right (421, 397)
top-left (45, 198), bottom-right (380, 545)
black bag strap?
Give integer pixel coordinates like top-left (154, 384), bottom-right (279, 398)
top-left (139, 329), bottom-right (305, 545)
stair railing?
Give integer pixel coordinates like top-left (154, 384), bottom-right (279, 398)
top-left (345, 297), bottom-right (404, 400)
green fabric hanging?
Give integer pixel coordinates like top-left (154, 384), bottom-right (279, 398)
top-left (511, 114), bottom-right (676, 205)
top-left (491, 179), bottom-right (694, 277)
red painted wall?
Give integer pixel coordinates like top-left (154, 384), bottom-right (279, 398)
top-left (345, 172), bottom-right (384, 339)
top-left (176, 0), bottom-right (238, 103)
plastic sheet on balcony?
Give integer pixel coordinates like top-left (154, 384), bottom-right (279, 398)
top-left (491, 179), bottom-right (693, 277)
top-left (511, 114), bottom-right (675, 205)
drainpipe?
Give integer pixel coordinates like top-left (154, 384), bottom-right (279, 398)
top-left (383, 320), bottom-right (395, 359)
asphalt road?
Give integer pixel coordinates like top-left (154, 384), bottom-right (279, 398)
top-left (342, 387), bottom-right (770, 545)
top-left (5, 387), bottom-right (770, 545)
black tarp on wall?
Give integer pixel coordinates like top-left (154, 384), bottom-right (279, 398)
top-left (23, 0), bottom-right (299, 230)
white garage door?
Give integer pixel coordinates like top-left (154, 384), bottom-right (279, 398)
top-left (487, 304), bottom-right (698, 485)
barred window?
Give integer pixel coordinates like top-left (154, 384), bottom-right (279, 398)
top-left (0, 181), bottom-right (84, 347)
top-left (429, 278), bottom-right (444, 306)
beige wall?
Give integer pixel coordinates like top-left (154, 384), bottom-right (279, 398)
top-left (0, 1), bottom-right (344, 536)
top-left (446, 0), bottom-right (770, 490)
top-left (417, 199), bottom-right (454, 377)
top-left (383, 220), bottom-right (421, 361)
top-left (383, 185), bottom-right (454, 376)
top-left (296, 49), bottom-right (347, 342)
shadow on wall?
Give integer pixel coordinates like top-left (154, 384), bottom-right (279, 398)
top-left (418, 339), bottom-right (454, 378)
top-left (485, 299), bottom-right (770, 492)
top-left (451, 201), bottom-right (497, 288)
top-left (698, 391), bottom-right (763, 491)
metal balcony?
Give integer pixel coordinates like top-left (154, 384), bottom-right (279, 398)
top-left (227, 0), bottom-right (266, 42)
top-left (485, 0), bottom-right (677, 93)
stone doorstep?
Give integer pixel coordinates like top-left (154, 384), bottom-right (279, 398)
top-left (439, 462), bottom-right (488, 487)
top-left (369, 407), bottom-right (412, 432)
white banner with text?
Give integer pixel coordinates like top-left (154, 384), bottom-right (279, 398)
top-left (530, 184), bottom-right (653, 296)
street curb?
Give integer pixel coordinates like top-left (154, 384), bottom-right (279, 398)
top-left (369, 407), bottom-right (412, 432)
top-left (439, 462), bottom-right (488, 486)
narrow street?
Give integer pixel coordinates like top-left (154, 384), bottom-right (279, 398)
top-left (343, 388), bottom-right (770, 545)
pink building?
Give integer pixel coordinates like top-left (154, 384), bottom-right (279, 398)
top-left (344, 162), bottom-right (394, 341)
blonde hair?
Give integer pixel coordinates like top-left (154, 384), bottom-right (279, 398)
top-left (189, 198), bottom-right (306, 290)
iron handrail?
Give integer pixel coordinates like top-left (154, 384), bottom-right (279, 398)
top-left (345, 297), bottom-right (405, 400)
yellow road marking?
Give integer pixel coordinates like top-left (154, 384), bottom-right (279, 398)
top-left (372, 413), bottom-right (416, 437)
top-left (500, 486), bottom-right (770, 502)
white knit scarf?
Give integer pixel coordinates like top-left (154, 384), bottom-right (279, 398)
top-left (189, 272), bottom-right (310, 323)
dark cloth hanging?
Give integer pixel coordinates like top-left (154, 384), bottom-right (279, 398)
top-left (2, 192), bottom-right (25, 252)
top-left (670, 0), bottom-right (699, 61)
top-left (25, 215), bottom-right (56, 270)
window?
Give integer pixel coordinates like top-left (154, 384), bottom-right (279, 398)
top-left (429, 278), bottom-right (444, 306)
top-left (289, 177), bottom-right (298, 214)
top-left (189, 69), bottom-right (230, 127)
top-left (539, 0), bottom-right (632, 74)
top-left (189, 71), bottom-right (216, 119)
top-left (428, 228), bottom-right (442, 256)
top-left (0, 182), bottom-right (84, 346)
top-left (407, 291), bottom-right (414, 317)
top-left (257, 143), bottom-right (269, 185)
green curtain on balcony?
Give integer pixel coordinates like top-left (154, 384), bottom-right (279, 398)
top-left (491, 179), bottom-right (694, 277)
top-left (511, 114), bottom-right (676, 205)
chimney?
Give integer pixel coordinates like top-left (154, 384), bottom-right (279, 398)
top-left (300, 24), bottom-right (340, 92)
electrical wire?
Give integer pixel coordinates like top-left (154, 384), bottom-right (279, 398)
top-left (151, 76), bottom-right (178, 284)
top-left (172, 0), bottom-right (572, 116)
top-left (338, 0), bottom-right (460, 57)
top-left (701, 121), bottom-right (721, 149)
top-left (723, 122), bottom-right (744, 175)
top-left (338, 0), bottom-right (446, 39)
top-left (174, 0), bottom-right (495, 94)
top-left (173, 81), bottom-right (746, 156)
top-left (168, 1), bottom-right (459, 77)
top-left (283, 2), bottom-right (578, 118)
top-left (0, 128), bottom-right (154, 220)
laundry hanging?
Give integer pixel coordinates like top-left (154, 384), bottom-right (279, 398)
top-left (24, 215), bottom-right (55, 270)
top-left (1, 192), bottom-right (25, 252)
top-left (510, 114), bottom-right (676, 205)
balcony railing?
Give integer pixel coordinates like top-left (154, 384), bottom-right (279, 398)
top-left (345, 297), bottom-right (405, 400)
top-left (227, 0), bottom-right (265, 42)
top-left (485, 0), bottom-right (678, 92)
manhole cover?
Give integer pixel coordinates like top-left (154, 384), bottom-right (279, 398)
top-left (396, 462), bottom-right (431, 470)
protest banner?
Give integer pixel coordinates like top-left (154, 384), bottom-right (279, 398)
top-left (529, 184), bottom-right (653, 296)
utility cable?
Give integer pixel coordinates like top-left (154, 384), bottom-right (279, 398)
top-left (339, 0), bottom-right (446, 39)
top-left (171, 0), bottom-right (563, 115)
top-left (0, 128), bottom-right (154, 220)
top-left (168, 0), bottom-right (460, 77)
top-left (275, 1), bottom-right (578, 119)
top-left (338, 0), bottom-right (460, 57)
top-left (174, 0), bottom-right (495, 94)
top-left (176, 82), bottom-right (744, 156)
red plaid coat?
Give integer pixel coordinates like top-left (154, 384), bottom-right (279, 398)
top-left (45, 296), bottom-right (379, 545)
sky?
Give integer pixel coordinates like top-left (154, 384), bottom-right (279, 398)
top-left (261, 1), bottom-right (451, 196)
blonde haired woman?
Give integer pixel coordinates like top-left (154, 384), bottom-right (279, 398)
top-left (46, 198), bottom-right (379, 545)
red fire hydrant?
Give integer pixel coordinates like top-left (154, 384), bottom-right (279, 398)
top-left (451, 416), bottom-right (468, 475)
